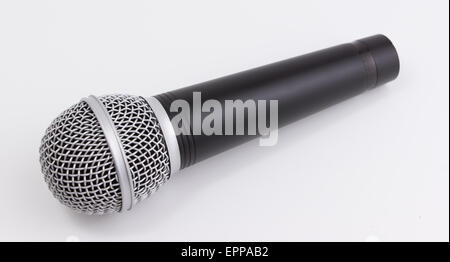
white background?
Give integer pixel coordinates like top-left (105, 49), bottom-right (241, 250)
top-left (0, 0), bottom-right (448, 242)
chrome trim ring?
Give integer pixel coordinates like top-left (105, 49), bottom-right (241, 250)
top-left (82, 95), bottom-right (134, 211)
top-left (145, 96), bottom-right (181, 174)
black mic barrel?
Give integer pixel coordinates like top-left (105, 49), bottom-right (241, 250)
top-left (155, 34), bottom-right (400, 169)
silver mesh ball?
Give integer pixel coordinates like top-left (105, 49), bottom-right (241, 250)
top-left (39, 95), bottom-right (171, 214)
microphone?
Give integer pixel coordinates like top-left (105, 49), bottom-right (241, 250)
top-left (39, 34), bottom-right (400, 214)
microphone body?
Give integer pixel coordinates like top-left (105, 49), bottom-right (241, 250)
top-left (154, 34), bottom-right (399, 169)
top-left (39, 34), bottom-right (399, 214)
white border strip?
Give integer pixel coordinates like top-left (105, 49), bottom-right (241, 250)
top-left (82, 95), bottom-right (134, 212)
top-left (145, 96), bottom-right (181, 174)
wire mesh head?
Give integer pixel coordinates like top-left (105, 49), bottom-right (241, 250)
top-left (39, 95), bottom-right (171, 214)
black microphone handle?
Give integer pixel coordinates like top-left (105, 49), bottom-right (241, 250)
top-left (154, 34), bottom-right (400, 169)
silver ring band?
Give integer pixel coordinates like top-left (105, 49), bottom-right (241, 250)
top-left (145, 96), bottom-right (181, 174)
top-left (82, 95), bottom-right (134, 212)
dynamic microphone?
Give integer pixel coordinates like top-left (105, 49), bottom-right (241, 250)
top-left (39, 34), bottom-right (400, 214)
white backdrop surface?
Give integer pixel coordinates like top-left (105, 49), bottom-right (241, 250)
top-left (0, 0), bottom-right (448, 241)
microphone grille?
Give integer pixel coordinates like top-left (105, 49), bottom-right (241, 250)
top-left (39, 95), bottom-right (171, 214)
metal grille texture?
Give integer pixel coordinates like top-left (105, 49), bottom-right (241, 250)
top-left (39, 95), bottom-right (171, 214)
